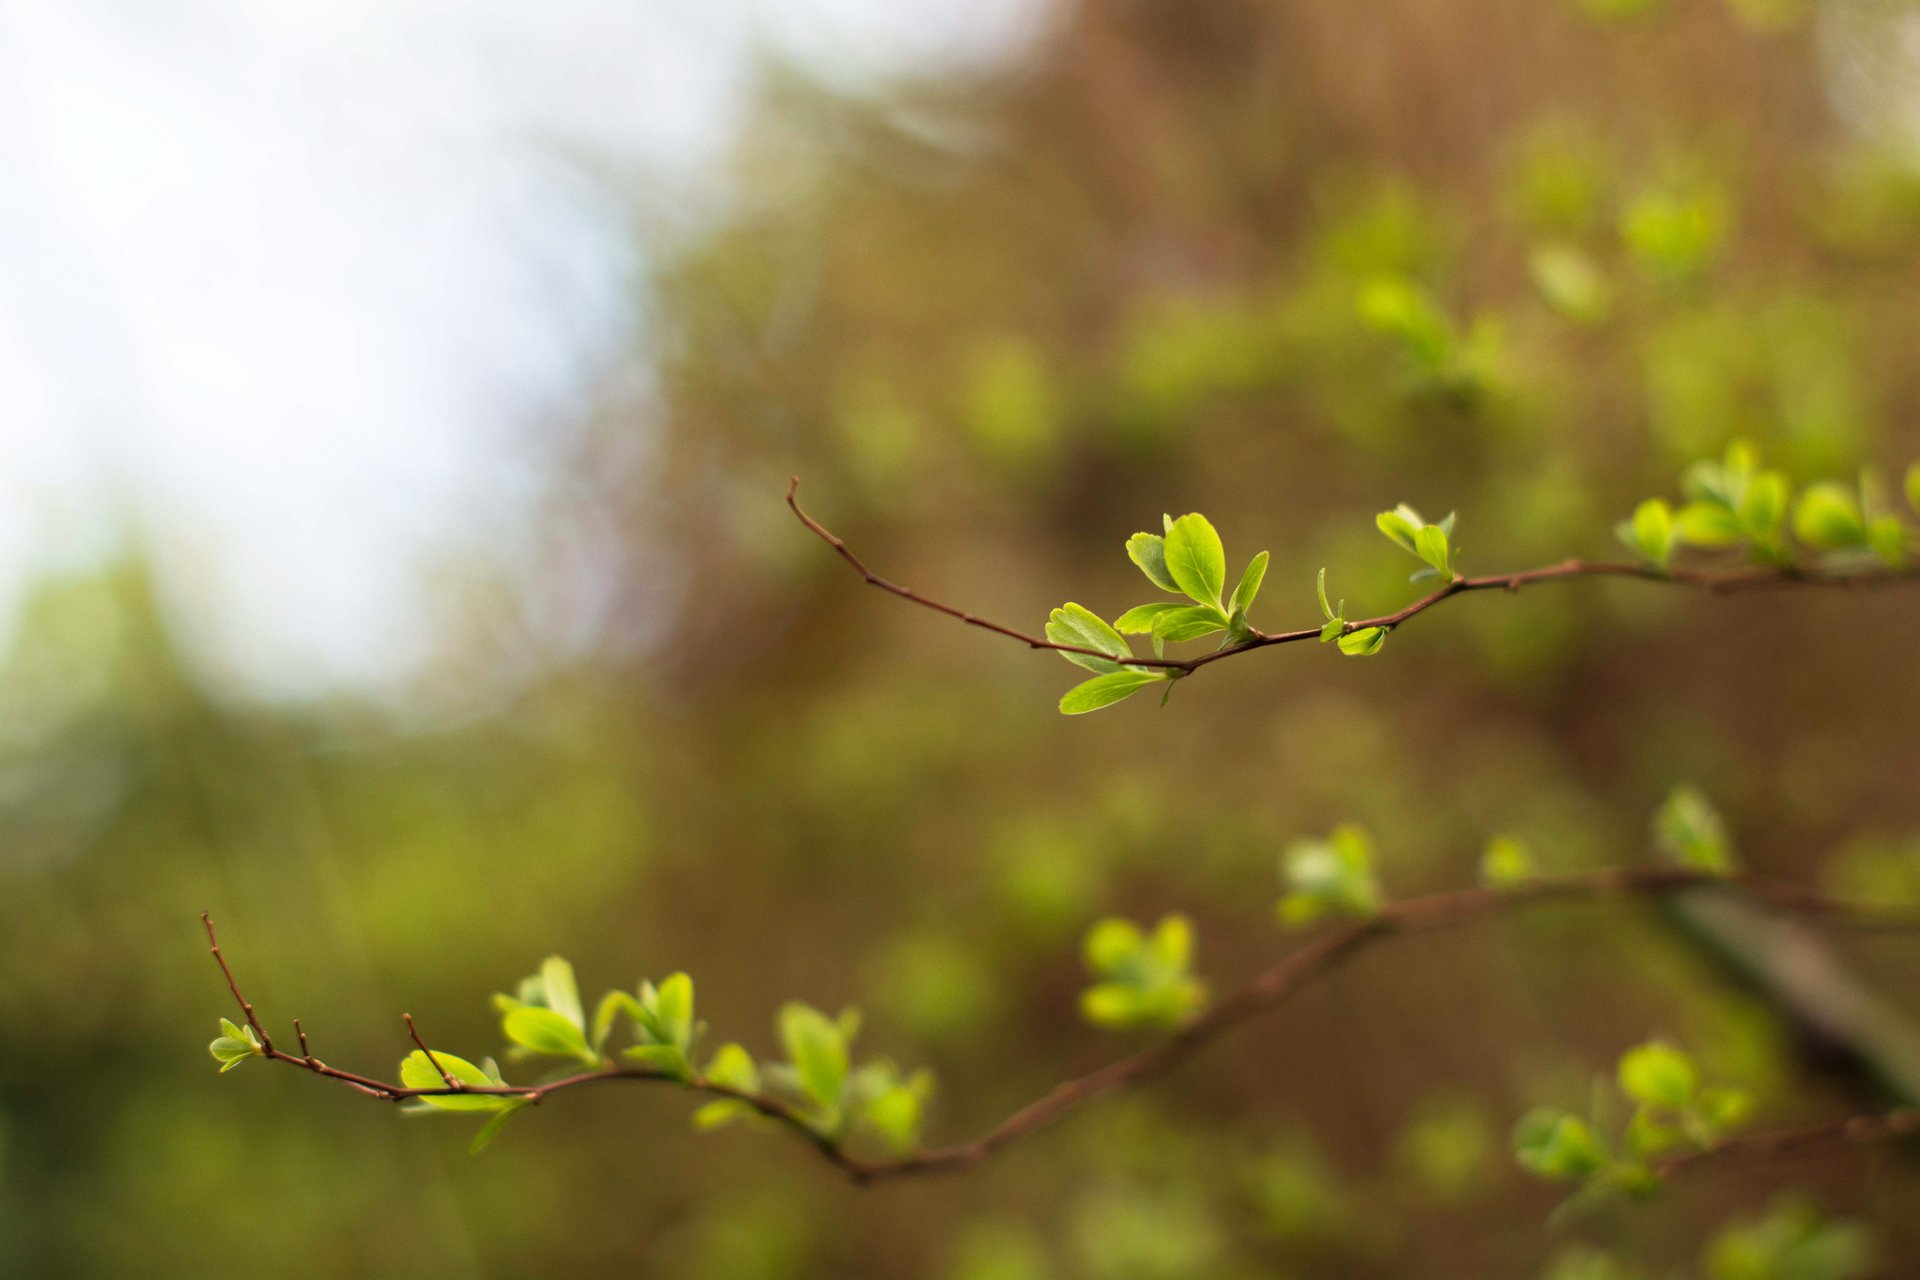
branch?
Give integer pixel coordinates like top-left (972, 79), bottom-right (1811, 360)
top-left (205, 871), bottom-right (1920, 1186)
top-left (785, 480), bottom-right (1919, 675)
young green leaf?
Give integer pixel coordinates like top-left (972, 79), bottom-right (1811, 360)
top-left (621, 1042), bottom-right (693, 1080)
top-left (1228, 551), bottom-right (1269, 617)
top-left (468, 1102), bottom-right (528, 1154)
top-left (652, 972), bottom-right (695, 1051)
top-left (1376, 507), bottom-right (1422, 555)
top-left (1315, 567), bottom-right (1343, 622)
top-left (1513, 1109), bottom-right (1607, 1181)
top-left (503, 1006), bottom-right (597, 1063)
top-left (1150, 604), bottom-right (1229, 645)
top-left (1059, 669), bottom-right (1163, 715)
top-left (1616, 498), bottom-right (1674, 570)
top-left (1113, 602), bottom-right (1187, 634)
top-left (1793, 482), bottom-right (1868, 549)
top-left (1125, 532), bottom-right (1180, 593)
top-left (779, 1003), bottom-right (850, 1108)
top-left (703, 1043), bottom-right (760, 1092)
top-left (1046, 603), bottom-right (1134, 673)
top-left (208, 1017), bottom-right (263, 1073)
top-left (399, 1050), bottom-right (508, 1111)
top-left (1336, 626), bottom-right (1388, 656)
top-left (1162, 514), bottom-right (1227, 606)
top-left (1480, 835), bottom-right (1537, 888)
top-left (539, 956), bottom-right (584, 1030)
top-left (1676, 501), bottom-right (1747, 548)
top-left (1653, 785), bottom-right (1736, 875)
top-left (1618, 1042), bottom-right (1697, 1111)
top-left (1414, 524), bottom-right (1453, 577)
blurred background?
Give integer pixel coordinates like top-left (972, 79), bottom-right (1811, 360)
top-left (5, 0), bottom-right (1920, 1275)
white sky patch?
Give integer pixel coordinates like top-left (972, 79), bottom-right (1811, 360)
top-left (0, 0), bottom-right (1048, 699)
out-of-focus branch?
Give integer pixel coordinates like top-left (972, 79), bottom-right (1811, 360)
top-left (786, 480), bottom-right (1919, 676)
top-left (205, 869), bottom-right (1920, 1186)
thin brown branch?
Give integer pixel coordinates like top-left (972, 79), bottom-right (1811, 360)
top-left (204, 870), bottom-right (1920, 1187)
top-left (786, 481), bottom-right (1920, 676)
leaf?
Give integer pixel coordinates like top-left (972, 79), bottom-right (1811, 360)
top-left (1149, 914), bottom-right (1193, 972)
top-left (1414, 524), bottom-right (1452, 577)
top-left (399, 1050), bottom-right (509, 1111)
top-left (592, 990), bottom-right (636, 1052)
top-left (1228, 551), bottom-right (1269, 616)
top-left (503, 1006), bottom-right (597, 1062)
top-left (692, 1099), bottom-right (755, 1130)
top-left (1480, 835), bottom-right (1536, 888)
top-left (1375, 508), bottom-right (1421, 555)
top-left (1162, 513), bottom-right (1226, 606)
top-left (1150, 604), bottom-right (1228, 644)
top-left (1617, 498), bottom-right (1674, 570)
top-left (1315, 567), bottom-right (1341, 621)
top-left (1654, 785), bottom-right (1735, 874)
top-left (1059, 669), bottom-right (1162, 715)
top-left (469, 1102), bottom-right (527, 1153)
top-left (621, 1043), bottom-right (692, 1080)
top-left (653, 972), bottom-right (695, 1051)
top-left (1337, 626), bottom-right (1388, 656)
top-left (702, 1043), bottom-right (760, 1092)
top-left (1045, 603), bottom-right (1134, 673)
top-left (1125, 532), bottom-right (1180, 593)
top-left (1740, 471), bottom-right (1789, 536)
top-left (539, 956), bottom-right (584, 1031)
top-left (1618, 1042), bottom-right (1697, 1110)
top-left (1113, 602), bottom-right (1187, 634)
top-left (1868, 516), bottom-right (1908, 569)
top-left (1083, 917), bottom-right (1145, 975)
top-left (1675, 501), bottom-right (1746, 548)
top-left (1793, 482), bottom-right (1868, 549)
top-left (1513, 1109), bottom-right (1606, 1181)
top-left (1319, 618), bottom-right (1345, 643)
top-left (779, 1003), bottom-right (849, 1107)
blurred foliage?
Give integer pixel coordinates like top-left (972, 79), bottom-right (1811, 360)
top-left (7, 0), bottom-right (1920, 1276)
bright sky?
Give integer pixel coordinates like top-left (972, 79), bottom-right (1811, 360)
top-left (0, 0), bottom-right (1047, 698)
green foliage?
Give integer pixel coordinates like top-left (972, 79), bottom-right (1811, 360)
top-left (1529, 242), bottom-right (1612, 323)
top-left (1654, 786), bottom-right (1737, 875)
top-left (1079, 914), bottom-right (1208, 1031)
top-left (1619, 443), bottom-right (1918, 571)
top-left (1704, 1197), bottom-right (1875, 1280)
top-left (207, 1018), bottom-right (263, 1073)
top-left (1513, 1041), bottom-right (1752, 1198)
top-left (1621, 180), bottom-right (1729, 282)
top-left (1375, 504), bottom-right (1457, 581)
top-left (1480, 834), bottom-right (1538, 888)
top-left (1615, 498), bottom-right (1674, 571)
top-left (765, 1002), bottom-right (933, 1150)
top-left (1279, 824), bottom-right (1384, 924)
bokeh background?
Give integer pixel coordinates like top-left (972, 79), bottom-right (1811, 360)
top-left (5, 0), bottom-right (1920, 1275)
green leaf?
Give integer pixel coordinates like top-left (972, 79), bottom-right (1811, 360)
top-left (1654, 785), bottom-right (1736, 874)
top-left (1697, 1086), bottom-right (1753, 1133)
top-left (1616, 498), bottom-right (1674, 570)
top-left (1414, 524), bottom-right (1452, 577)
top-left (1675, 500), bottom-right (1747, 547)
top-left (1480, 835), bottom-right (1537, 888)
top-left (1336, 626), bottom-right (1388, 656)
top-left (1125, 532), bottom-right (1180, 593)
top-left (779, 1003), bottom-right (849, 1107)
top-left (1279, 825), bottom-right (1383, 923)
top-left (1228, 551), bottom-right (1269, 616)
top-left (1528, 242), bottom-right (1611, 323)
top-left (702, 1043), bottom-right (760, 1092)
top-left (1868, 516), bottom-right (1908, 569)
top-left (1083, 917), bottom-right (1145, 974)
top-left (1618, 1042), bottom-right (1697, 1110)
top-left (468, 1102), bottom-right (527, 1153)
top-left (399, 1050), bottom-right (509, 1111)
top-left (1162, 513), bottom-right (1226, 606)
top-left (1740, 471), bottom-right (1790, 538)
top-left (692, 1099), bottom-right (756, 1130)
top-left (539, 956), bottom-right (584, 1030)
top-left (1113, 602), bottom-right (1187, 634)
top-left (1150, 604), bottom-right (1228, 644)
top-left (1513, 1109), bottom-right (1607, 1181)
top-left (592, 990), bottom-right (636, 1053)
top-left (653, 972), bottom-right (695, 1051)
top-left (862, 1080), bottom-right (927, 1154)
top-left (1045, 602), bottom-right (1135, 673)
top-left (503, 1006), bottom-right (597, 1062)
top-left (1375, 507), bottom-right (1421, 555)
top-left (1319, 618), bottom-right (1345, 643)
top-left (209, 1017), bottom-right (263, 1072)
top-left (1149, 914), bottom-right (1193, 972)
top-left (621, 1042), bottom-right (693, 1080)
top-left (1059, 669), bottom-right (1163, 715)
top-left (1793, 482), bottom-right (1868, 549)
top-left (1315, 567), bottom-right (1342, 622)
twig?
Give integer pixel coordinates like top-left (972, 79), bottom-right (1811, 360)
top-left (204, 869), bottom-right (1920, 1186)
top-left (786, 481), bottom-right (1920, 676)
